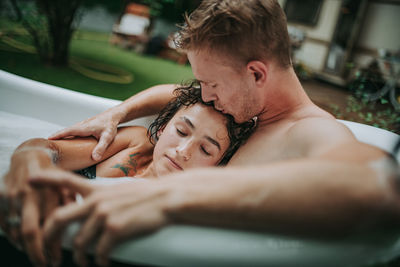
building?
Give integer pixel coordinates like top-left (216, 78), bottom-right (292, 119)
top-left (279, 0), bottom-right (400, 87)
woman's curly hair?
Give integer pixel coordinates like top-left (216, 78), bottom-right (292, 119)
top-left (147, 81), bottom-right (256, 165)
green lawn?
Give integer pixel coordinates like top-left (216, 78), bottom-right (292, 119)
top-left (0, 25), bottom-right (193, 100)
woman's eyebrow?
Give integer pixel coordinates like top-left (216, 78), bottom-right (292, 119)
top-left (205, 136), bottom-right (221, 150)
top-left (181, 116), bottom-right (195, 129)
top-left (180, 116), bottom-right (221, 150)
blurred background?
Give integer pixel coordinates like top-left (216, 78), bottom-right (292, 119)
top-left (0, 0), bottom-right (399, 133)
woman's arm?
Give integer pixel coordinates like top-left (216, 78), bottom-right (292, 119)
top-left (52, 126), bottom-right (151, 171)
top-left (49, 84), bottom-right (177, 161)
top-left (13, 126), bottom-right (149, 171)
top-left (0, 126), bottom-right (151, 266)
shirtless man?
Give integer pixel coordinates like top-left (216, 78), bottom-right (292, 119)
top-left (2, 0), bottom-right (399, 266)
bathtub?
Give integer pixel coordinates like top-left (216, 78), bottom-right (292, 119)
top-left (0, 69), bottom-right (399, 266)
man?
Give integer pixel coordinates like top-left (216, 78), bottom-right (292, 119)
top-left (2, 0), bottom-right (399, 266)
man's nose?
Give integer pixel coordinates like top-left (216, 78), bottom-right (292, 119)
top-left (201, 85), bottom-right (217, 103)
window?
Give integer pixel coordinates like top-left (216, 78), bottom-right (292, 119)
top-left (284, 0), bottom-right (323, 26)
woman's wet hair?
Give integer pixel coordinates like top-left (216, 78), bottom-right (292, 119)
top-left (148, 81), bottom-right (256, 165)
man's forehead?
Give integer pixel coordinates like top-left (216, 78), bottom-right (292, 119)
top-left (188, 54), bottom-right (233, 83)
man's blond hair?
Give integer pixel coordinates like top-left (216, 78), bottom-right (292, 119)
top-left (177, 0), bottom-right (291, 69)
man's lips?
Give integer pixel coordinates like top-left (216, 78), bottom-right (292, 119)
top-left (215, 105), bottom-right (225, 113)
top-left (165, 155), bottom-right (183, 170)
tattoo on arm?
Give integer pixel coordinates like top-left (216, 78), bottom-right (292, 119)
top-left (112, 152), bottom-right (140, 176)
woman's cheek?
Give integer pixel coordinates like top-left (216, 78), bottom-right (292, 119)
top-left (189, 155), bottom-right (219, 168)
top-left (157, 129), bottom-right (177, 151)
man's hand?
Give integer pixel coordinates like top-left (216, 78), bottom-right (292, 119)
top-left (0, 165), bottom-right (64, 267)
top-left (30, 175), bottom-right (172, 267)
top-left (49, 109), bottom-right (125, 161)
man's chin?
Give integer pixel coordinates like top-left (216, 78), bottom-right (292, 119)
top-left (233, 116), bottom-right (247, 124)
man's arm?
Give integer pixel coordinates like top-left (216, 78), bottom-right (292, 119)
top-left (49, 84), bottom-right (177, 160)
top-left (34, 145), bottom-right (399, 266)
top-left (164, 155), bottom-right (399, 235)
top-left (117, 84), bottom-right (178, 123)
top-left (163, 122), bottom-right (399, 235)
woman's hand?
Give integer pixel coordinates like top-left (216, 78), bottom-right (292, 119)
top-left (49, 108), bottom-right (125, 161)
top-left (30, 175), bottom-right (172, 267)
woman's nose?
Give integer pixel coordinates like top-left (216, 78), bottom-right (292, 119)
top-left (176, 141), bottom-right (193, 161)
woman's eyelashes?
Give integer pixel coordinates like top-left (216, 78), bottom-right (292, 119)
top-left (176, 128), bottom-right (187, 136)
top-left (200, 146), bottom-right (211, 156)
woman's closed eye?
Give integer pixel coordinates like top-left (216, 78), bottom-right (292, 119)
top-left (200, 145), bottom-right (211, 156)
top-left (176, 128), bottom-right (187, 136)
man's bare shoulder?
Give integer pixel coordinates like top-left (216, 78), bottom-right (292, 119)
top-left (229, 115), bottom-right (351, 165)
top-left (286, 115), bottom-right (355, 152)
top-left (229, 106), bottom-right (386, 165)
top-left (289, 116), bottom-right (355, 141)
top-left (287, 116), bottom-right (387, 161)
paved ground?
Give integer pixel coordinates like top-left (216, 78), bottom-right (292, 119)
top-left (302, 78), bottom-right (399, 134)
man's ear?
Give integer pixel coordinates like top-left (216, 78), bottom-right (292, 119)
top-left (247, 61), bottom-right (268, 85)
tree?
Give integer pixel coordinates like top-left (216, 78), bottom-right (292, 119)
top-left (9, 0), bottom-right (83, 66)
top-left (137, 0), bottom-right (201, 23)
top-left (7, 0), bottom-right (200, 66)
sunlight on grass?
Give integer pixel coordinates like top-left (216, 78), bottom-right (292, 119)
top-left (0, 24), bottom-right (194, 100)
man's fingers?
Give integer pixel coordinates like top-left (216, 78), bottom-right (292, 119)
top-left (29, 172), bottom-right (94, 197)
top-left (47, 238), bottom-right (62, 267)
top-left (95, 231), bottom-right (117, 267)
top-left (73, 215), bottom-right (103, 267)
top-left (0, 190), bottom-right (10, 235)
top-left (43, 199), bottom-right (94, 245)
top-left (60, 188), bottom-right (76, 205)
top-left (25, 231), bottom-right (46, 267)
top-left (48, 127), bottom-right (85, 140)
top-left (21, 193), bottom-right (46, 267)
top-left (7, 197), bottom-right (23, 246)
top-left (92, 130), bottom-right (114, 161)
top-left (41, 188), bottom-right (63, 267)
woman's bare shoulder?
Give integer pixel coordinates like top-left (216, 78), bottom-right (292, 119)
top-left (116, 126), bottom-right (153, 148)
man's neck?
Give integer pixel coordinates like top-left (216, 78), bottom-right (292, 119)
top-left (257, 67), bottom-right (313, 126)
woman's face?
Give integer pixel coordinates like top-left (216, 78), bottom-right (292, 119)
top-left (152, 103), bottom-right (230, 176)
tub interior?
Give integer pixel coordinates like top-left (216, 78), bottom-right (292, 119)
top-left (0, 70), bottom-right (399, 266)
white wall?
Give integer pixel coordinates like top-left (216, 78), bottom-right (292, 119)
top-left (282, 0), bottom-right (342, 72)
top-left (353, 2), bottom-right (400, 70)
top-left (302, 0), bottom-right (342, 42)
top-left (357, 3), bottom-right (400, 52)
top-left (282, 0), bottom-right (399, 79)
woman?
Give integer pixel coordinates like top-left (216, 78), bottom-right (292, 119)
top-left (7, 82), bottom-right (254, 181)
top-left (2, 82), bottom-right (255, 267)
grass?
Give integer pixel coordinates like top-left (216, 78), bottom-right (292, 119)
top-left (0, 22), bottom-right (193, 100)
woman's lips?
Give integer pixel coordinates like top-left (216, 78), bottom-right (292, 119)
top-left (165, 155), bottom-right (183, 170)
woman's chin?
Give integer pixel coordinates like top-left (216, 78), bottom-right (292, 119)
top-left (155, 166), bottom-right (175, 177)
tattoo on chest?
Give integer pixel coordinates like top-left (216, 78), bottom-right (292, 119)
top-left (112, 152), bottom-right (140, 176)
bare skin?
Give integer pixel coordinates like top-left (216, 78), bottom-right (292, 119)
top-left (21, 50), bottom-right (400, 267)
top-left (49, 84), bottom-right (178, 161)
top-left (0, 126), bottom-right (153, 266)
top-left (2, 10), bottom-right (400, 266)
top-left (1, 103), bottom-right (232, 266)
